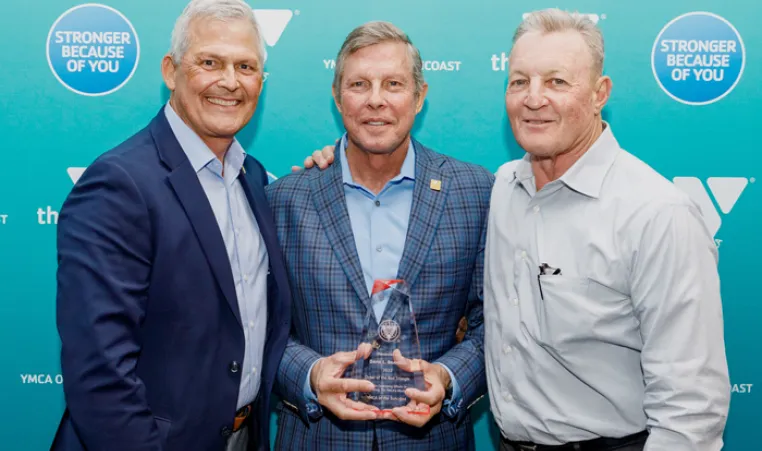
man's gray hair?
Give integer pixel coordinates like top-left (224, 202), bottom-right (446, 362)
top-left (169, 0), bottom-right (265, 70)
top-left (513, 9), bottom-right (605, 76)
top-left (333, 21), bottom-right (425, 104)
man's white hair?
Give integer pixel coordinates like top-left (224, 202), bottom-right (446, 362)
top-left (169, 0), bottom-right (265, 69)
top-left (513, 8), bottom-right (605, 76)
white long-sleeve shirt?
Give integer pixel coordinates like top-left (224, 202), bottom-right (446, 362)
top-left (484, 123), bottom-right (730, 450)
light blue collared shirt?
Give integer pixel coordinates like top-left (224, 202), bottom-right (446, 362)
top-left (165, 103), bottom-right (269, 410)
top-left (304, 134), bottom-right (461, 418)
top-left (340, 134), bottom-right (416, 322)
top-left (484, 124), bottom-right (729, 448)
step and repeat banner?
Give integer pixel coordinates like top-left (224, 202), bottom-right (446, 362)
top-left (0, 0), bottom-right (759, 449)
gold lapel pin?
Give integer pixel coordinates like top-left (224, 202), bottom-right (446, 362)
top-left (241, 166), bottom-right (247, 174)
top-left (430, 179), bottom-right (442, 191)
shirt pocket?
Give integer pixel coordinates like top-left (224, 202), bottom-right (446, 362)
top-left (536, 275), bottom-right (629, 353)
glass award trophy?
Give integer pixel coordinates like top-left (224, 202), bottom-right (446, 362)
top-left (351, 279), bottom-right (429, 415)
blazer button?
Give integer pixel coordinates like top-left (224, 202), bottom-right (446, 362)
top-left (229, 361), bottom-right (240, 373)
top-left (221, 426), bottom-right (232, 438)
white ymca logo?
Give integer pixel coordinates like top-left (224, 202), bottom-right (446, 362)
top-left (252, 9), bottom-right (295, 80)
top-left (67, 167), bottom-right (86, 184)
top-left (252, 9), bottom-right (293, 47)
top-left (673, 177), bottom-right (749, 240)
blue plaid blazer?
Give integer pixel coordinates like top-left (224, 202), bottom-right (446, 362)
top-left (266, 139), bottom-right (493, 450)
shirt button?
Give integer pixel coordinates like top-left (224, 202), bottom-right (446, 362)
top-left (376, 246), bottom-right (382, 252)
top-left (503, 345), bottom-right (512, 354)
top-left (374, 200), bottom-right (381, 207)
top-left (243, 274), bottom-right (249, 282)
top-left (533, 205), bottom-right (540, 213)
top-left (503, 392), bottom-right (513, 402)
top-left (249, 321), bottom-right (255, 328)
top-left (521, 251), bottom-right (527, 259)
top-left (512, 298), bottom-right (519, 306)
top-left (252, 367), bottom-right (257, 375)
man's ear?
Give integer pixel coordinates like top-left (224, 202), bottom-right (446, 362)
top-left (332, 85), bottom-right (342, 114)
top-left (415, 82), bottom-right (429, 113)
top-left (161, 54), bottom-right (177, 92)
top-left (592, 75), bottom-right (612, 116)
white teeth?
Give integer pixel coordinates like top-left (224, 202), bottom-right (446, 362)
top-left (207, 97), bottom-right (238, 106)
top-left (367, 121), bottom-right (386, 125)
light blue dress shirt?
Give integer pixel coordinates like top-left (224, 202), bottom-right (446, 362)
top-left (304, 134), bottom-right (461, 417)
top-left (484, 124), bottom-right (729, 448)
top-left (165, 103), bottom-right (269, 410)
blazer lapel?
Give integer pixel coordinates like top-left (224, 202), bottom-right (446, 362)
top-left (151, 112), bottom-right (242, 326)
top-left (310, 146), bottom-right (371, 312)
top-left (396, 140), bottom-right (449, 290)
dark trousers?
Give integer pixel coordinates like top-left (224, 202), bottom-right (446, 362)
top-left (500, 431), bottom-right (647, 451)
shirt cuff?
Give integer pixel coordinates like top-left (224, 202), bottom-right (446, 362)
top-left (303, 359), bottom-right (323, 419)
top-left (438, 364), bottom-right (463, 418)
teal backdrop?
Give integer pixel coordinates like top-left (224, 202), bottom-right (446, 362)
top-left (0, 0), bottom-right (758, 449)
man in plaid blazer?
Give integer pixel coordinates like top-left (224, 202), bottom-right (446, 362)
top-left (266, 21), bottom-right (492, 450)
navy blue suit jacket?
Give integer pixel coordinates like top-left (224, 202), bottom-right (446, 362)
top-left (51, 110), bottom-right (290, 451)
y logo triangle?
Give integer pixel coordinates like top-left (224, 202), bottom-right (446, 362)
top-left (672, 176), bottom-right (749, 242)
top-left (252, 9), bottom-right (294, 80)
top-left (67, 167), bottom-right (86, 184)
top-left (252, 9), bottom-right (293, 47)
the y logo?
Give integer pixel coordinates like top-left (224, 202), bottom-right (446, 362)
top-left (673, 177), bottom-right (749, 242)
top-left (252, 9), bottom-right (295, 80)
top-left (67, 167), bottom-right (86, 184)
top-left (252, 9), bottom-right (293, 47)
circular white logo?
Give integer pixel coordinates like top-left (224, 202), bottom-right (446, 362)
top-left (378, 320), bottom-right (401, 343)
top-left (46, 4), bottom-right (140, 96)
top-left (651, 12), bottom-right (745, 105)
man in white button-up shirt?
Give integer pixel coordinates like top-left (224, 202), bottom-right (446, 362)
top-left (485, 8), bottom-right (730, 451)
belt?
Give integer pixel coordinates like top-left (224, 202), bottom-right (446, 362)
top-left (503, 430), bottom-right (648, 451)
top-left (233, 404), bottom-right (253, 432)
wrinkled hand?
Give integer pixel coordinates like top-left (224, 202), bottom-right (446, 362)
top-left (291, 143), bottom-right (336, 172)
top-left (386, 349), bottom-right (450, 427)
top-left (310, 349), bottom-right (379, 421)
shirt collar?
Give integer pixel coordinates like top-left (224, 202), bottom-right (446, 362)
top-left (338, 133), bottom-right (416, 186)
top-left (558, 122), bottom-right (620, 199)
top-left (513, 121), bottom-right (620, 199)
top-left (164, 102), bottom-right (246, 175)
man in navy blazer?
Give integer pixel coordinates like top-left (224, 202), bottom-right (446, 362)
top-left (268, 22), bottom-right (492, 450)
top-left (51, 1), bottom-right (289, 450)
